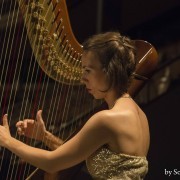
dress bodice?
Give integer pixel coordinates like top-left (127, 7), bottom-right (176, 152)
top-left (86, 146), bottom-right (148, 180)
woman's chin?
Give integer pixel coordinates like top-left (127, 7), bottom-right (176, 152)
top-left (92, 94), bottom-right (103, 100)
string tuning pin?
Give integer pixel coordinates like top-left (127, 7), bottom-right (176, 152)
top-left (50, 60), bottom-right (55, 66)
top-left (43, 28), bottom-right (48, 36)
top-left (28, 2), bottom-right (36, 13)
top-left (34, 23), bottom-right (41, 34)
top-left (53, 65), bottom-right (57, 71)
top-left (35, 34), bottom-right (43, 45)
top-left (31, 12), bottom-right (39, 23)
top-left (52, 33), bottom-right (58, 40)
top-left (36, 2), bottom-right (44, 13)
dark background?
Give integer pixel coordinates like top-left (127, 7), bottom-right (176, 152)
top-left (66, 0), bottom-right (180, 46)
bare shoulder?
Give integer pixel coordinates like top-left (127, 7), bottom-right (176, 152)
top-left (85, 106), bottom-right (147, 134)
top-left (86, 110), bottom-right (112, 127)
top-left (87, 109), bottom-right (133, 131)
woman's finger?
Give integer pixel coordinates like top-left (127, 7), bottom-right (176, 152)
top-left (16, 121), bottom-right (23, 127)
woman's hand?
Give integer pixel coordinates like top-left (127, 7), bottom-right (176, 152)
top-left (16, 110), bottom-right (47, 141)
top-left (0, 114), bottom-right (11, 147)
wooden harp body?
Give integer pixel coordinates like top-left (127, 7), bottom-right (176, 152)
top-left (0, 0), bottom-right (158, 179)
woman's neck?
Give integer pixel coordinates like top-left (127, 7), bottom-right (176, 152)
top-left (105, 92), bottom-right (131, 109)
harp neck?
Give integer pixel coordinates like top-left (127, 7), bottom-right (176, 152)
top-left (18, 0), bottom-right (83, 85)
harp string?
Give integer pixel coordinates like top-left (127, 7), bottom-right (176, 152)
top-left (0, 0), bottom-right (18, 108)
top-left (14, 11), bottom-right (40, 179)
top-left (31, 0), bottom-right (89, 177)
top-left (1, 0), bottom-right (39, 178)
top-left (0, 0), bottom-right (44, 179)
top-left (17, 8), bottom-right (58, 180)
top-left (0, 0), bottom-right (96, 179)
top-left (13, 1), bottom-right (60, 178)
top-left (15, 0), bottom-right (79, 149)
top-left (4, 15), bottom-right (30, 180)
top-left (51, 55), bottom-right (83, 141)
top-left (0, 1), bottom-right (25, 176)
top-left (0, 0), bottom-right (5, 22)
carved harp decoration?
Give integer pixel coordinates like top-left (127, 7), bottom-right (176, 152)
top-left (18, 0), bottom-right (83, 85)
top-left (0, 0), bottom-right (158, 179)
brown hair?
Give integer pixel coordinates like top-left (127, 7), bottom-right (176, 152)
top-left (82, 31), bottom-right (136, 95)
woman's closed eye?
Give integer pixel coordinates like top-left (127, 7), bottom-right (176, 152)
top-left (83, 68), bottom-right (91, 74)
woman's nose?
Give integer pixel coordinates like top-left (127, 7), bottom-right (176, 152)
top-left (81, 72), bottom-right (88, 84)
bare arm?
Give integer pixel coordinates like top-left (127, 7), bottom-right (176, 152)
top-left (43, 131), bottom-right (63, 150)
top-left (0, 111), bottom-right (110, 173)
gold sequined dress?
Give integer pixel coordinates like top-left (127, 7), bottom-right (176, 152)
top-left (86, 146), bottom-right (148, 180)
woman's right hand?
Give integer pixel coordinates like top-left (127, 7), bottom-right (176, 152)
top-left (16, 110), bottom-right (47, 141)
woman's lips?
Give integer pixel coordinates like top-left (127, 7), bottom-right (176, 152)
top-left (87, 88), bottom-right (92, 93)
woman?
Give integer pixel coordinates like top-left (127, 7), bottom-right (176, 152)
top-left (0, 32), bottom-right (149, 179)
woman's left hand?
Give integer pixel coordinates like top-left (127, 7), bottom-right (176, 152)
top-left (0, 114), bottom-right (11, 147)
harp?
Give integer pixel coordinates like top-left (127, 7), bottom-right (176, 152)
top-left (0, 0), bottom-right (158, 179)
